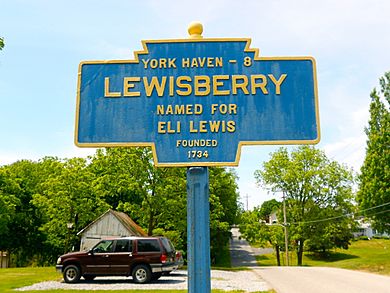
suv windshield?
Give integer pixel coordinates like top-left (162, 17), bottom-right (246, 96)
top-left (92, 240), bottom-right (113, 253)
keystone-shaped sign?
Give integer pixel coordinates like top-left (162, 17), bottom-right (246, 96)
top-left (75, 37), bottom-right (320, 167)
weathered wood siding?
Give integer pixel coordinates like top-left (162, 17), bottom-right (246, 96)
top-left (0, 251), bottom-right (9, 268)
top-left (79, 212), bottom-right (137, 251)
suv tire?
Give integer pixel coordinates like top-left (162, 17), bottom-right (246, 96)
top-left (63, 264), bottom-right (81, 283)
top-left (132, 264), bottom-right (151, 284)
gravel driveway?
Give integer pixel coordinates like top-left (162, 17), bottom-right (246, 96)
top-left (15, 228), bottom-right (272, 292)
top-left (16, 269), bottom-right (271, 292)
top-left (16, 228), bottom-right (272, 292)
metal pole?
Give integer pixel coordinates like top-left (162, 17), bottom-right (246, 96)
top-left (187, 167), bottom-right (211, 293)
top-left (282, 191), bottom-right (289, 266)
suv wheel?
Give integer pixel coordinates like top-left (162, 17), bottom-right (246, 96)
top-left (132, 264), bottom-right (151, 284)
top-left (63, 264), bottom-right (81, 283)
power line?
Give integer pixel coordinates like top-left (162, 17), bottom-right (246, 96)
top-left (357, 201), bottom-right (390, 213)
top-left (289, 201), bottom-right (390, 225)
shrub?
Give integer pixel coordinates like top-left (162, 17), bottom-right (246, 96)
top-left (358, 236), bottom-right (369, 240)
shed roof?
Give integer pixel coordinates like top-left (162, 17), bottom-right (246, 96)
top-left (77, 209), bottom-right (147, 236)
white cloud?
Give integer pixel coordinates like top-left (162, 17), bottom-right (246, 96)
top-left (322, 135), bottom-right (366, 172)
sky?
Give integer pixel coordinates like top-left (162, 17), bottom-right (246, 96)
top-left (1, 0), bottom-right (389, 210)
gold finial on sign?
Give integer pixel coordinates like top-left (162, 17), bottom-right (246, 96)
top-left (188, 21), bottom-right (203, 39)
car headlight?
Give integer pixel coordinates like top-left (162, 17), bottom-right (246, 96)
top-left (56, 257), bottom-right (62, 265)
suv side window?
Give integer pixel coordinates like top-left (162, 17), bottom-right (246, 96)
top-left (92, 240), bottom-right (114, 253)
top-left (137, 239), bottom-right (161, 252)
top-left (114, 239), bottom-right (132, 252)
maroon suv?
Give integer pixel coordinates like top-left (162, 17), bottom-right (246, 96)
top-left (56, 236), bottom-right (177, 283)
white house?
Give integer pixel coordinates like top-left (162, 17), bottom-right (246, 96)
top-left (353, 217), bottom-right (389, 239)
top-left (269, 212), bottom-right (278, 224)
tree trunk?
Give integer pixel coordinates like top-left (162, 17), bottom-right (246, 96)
top-left (275, 244), bottom-right (281, 266)
top-left (147, 209), bottom-right (155, 236)
top-left (297, 239), bottom-right (304, 266)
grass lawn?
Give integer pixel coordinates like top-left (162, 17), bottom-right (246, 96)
top-left (0, 266), bottom-right (273, 293)
top-left (256, 239), bottom-right (390, 275)
top-left (0, 267), bottom-right (60, 293)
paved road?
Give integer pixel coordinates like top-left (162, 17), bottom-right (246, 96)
top-left (229, 227), bottom-right (273, 267)
top-left (229, 227), bottom-right (390, 293)
top-left (256, 266), bottom-right (390, 293)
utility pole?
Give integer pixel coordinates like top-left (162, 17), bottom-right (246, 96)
top-left (282, 191), bottom-right (289, 266)
top-left (242, 194), bottom-right (250, 211)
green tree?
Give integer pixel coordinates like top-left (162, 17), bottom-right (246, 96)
top-left (1, 160), bottom-right (52, 265)
top-left (0, 167), bottom-right (20, 250)
top-left (358, 72), bottom-right (390, 233)
top-left (209, 167), bottom-right (240, 264)
top-left (0, 37), bottom-right (4, 50)
top-left (90, 147), bottom-right (187, 237)
top-left (258, 199), bottom-right (281, 223)
top-left (89, 148), bottom-right (145, 210)
top-left (32, 157), bottom-right (109, 258)
top-left (255, 146), bottom-right (355, 265)
top-left (239, 209), bottom-right (264, 244)
top-left (239, 202), bottom-right (285, 266)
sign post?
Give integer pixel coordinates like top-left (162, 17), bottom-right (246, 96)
top-left (185, 24), bottom-right (211, 293)
top-left (75, 21), bottom-right (319, 293)
top-left (187, 167), bottom-right (210, 293)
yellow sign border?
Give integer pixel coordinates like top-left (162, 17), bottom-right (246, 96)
top-left (75, 37), bottom-right (320, 167)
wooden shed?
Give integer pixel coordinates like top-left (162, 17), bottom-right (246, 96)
top-left (0, 251), bottom-right (9, 268)
top-left (77, 209), bottom-right (147, 251)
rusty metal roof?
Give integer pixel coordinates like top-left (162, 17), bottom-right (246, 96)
top-left (111, 209), bottom-right (147, 236)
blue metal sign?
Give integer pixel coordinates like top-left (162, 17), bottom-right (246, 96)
top-left (75, 37), bottom-right (320, 166)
